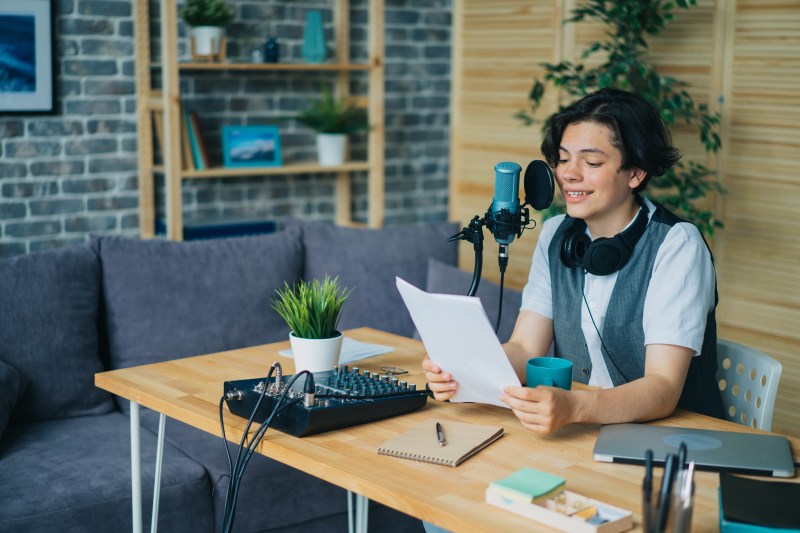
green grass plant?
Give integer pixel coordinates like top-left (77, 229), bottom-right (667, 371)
top-left (271, 275), bottom-right (353, 339)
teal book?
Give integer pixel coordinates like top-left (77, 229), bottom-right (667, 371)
top-left (489, 467), bottom-right (566, 503)
top-left (185, 110), bottom-right (204, 170)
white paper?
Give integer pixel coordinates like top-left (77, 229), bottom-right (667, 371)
top-left (279, 336), bottom-right (395, 364)
top-left (396, 277), bottom-right (521, 407)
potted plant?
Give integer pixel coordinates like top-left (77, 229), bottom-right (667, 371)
top-left (271, 275), bottom-right (354, 373)
top-left (295, 89), bottom-right (368, 166)
top-left (181, 0), bottom-right (235, 60)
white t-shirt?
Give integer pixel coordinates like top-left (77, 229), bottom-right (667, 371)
top-left (520, 197), bottom-right (716, 388)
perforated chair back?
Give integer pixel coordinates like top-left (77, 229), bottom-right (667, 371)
top-left (716, 339), bottom-right (782, 431)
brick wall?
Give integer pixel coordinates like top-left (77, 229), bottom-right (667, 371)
top-left (0, 0), bottom-right (452, 257)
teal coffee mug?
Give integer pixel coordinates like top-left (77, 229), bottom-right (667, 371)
top-left (526, 357), bottom-right (573, 390)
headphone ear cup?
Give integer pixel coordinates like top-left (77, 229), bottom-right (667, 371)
top-left (560, 229), bottom-right (591, 268)
top-left (582, 237), bottom-right (622, 276)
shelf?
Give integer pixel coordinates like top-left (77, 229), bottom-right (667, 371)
top-left (136, 0), bottom-right (385, 240)
top-left (152, 161), bottom-right (371, 178)
top-left (158, 62), bottom-right (372, 72)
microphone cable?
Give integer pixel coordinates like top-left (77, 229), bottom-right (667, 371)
top-left (219, 368), bottom-right (312, 533)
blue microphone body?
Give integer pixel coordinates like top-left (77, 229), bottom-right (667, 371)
top-left (489, 162), bottom-right (522, 245)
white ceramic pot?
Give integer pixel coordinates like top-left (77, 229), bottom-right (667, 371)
top-left (289, 331), bottom-right (343, 373)
top-left (191, 26), bottom-right (225, 57)
top-left (316, 133), bottom-right (347, 166)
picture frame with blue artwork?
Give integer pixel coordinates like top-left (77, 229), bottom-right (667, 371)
top-left (0, 0), bottom-right (54, 114)
top-left (222, 125), bottom-right (283, 168)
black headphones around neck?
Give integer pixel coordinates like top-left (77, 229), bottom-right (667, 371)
top-left (560, 200), bottom-right (651, 276)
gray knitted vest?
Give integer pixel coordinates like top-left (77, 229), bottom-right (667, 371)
top-left (548, 202), bottom-right (724, 419)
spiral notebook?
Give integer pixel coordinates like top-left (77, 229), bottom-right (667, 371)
top-left (377, 420), bottom-right (504, 467)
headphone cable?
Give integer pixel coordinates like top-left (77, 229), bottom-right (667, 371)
top-left (581, 290), bottom-right (628, 383)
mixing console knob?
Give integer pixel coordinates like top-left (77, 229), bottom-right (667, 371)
top-left (399, 381), bottom-right (407, 390)
top-left (408, 383), bottom-right (417, 391)
top-left (352, 367), bottom-right (360, 374)
top-left (363, 370), bottom-right (371, 378)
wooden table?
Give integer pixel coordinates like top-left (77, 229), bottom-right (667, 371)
top-left (96, 327), bottom-right (799, 532)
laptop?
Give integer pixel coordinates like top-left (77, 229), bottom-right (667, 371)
top-left (593, 423), bottom-right (795, 477)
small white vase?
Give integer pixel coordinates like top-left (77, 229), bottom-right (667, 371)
top-left (191, 26), bottom-right (225, 57)
top-left (289, 331), bottom-right (343, 373)
top-left (316, 133), bottom-right (347, 166)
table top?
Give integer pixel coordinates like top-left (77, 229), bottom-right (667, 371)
top-left (95, 328), bottom-right (799, 532)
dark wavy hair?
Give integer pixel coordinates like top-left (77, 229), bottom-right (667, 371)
top-left (540, 88), bottom-right (681, 193)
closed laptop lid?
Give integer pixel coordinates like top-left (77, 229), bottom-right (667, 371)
top-left (593, 423), bottom-right (795, 478)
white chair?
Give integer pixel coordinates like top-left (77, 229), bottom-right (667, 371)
top-left (716, 339), bottom-right (782, 431)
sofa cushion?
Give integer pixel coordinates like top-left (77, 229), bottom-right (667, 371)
top-left (97, 229), bottom-right (303, 371)
top-left (426, 258), bottom-right (522, 343)
top-left (0, 360), bottom-right (26, 440)
top-left (293, 221), bottom-right (459, 337)
top-left (0, 244), bottom-right (113, 423)
top-left (0, 412), bottom-right (214, 533)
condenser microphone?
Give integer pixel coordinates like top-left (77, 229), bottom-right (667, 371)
top-left (487, 161), bottom-right (522, 245)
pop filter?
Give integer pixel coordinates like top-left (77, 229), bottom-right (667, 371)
top-left (524, 160), bottom-right (555, 211)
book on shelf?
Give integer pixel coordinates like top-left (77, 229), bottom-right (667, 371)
top-left (179, 105), bottom-right (195, 171)
top-left (184, 110), bottom-right (205, 170)
top-left (188, 111), bottom-right (210, 169)
top-left (377, 419), bottom-right (503, 467)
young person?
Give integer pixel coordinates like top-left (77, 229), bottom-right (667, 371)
top-left (423, 88), bottom-right (724, 433)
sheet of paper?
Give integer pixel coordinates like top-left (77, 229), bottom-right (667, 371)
top-left (396, 277), bottom-right (521, 407)
top-left (279, 336), bottom-right (395, 364)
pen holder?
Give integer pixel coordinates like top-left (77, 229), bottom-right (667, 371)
top-left (642, 452), bottom-right (695, 533)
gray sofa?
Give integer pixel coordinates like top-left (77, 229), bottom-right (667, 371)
top-left (0, 220), bottom-right (460, 533)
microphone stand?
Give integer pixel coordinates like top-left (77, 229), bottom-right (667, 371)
top-left (448, 206), bottom-right (529, 333)
top-left (447, 215), bottom-right (485, 297)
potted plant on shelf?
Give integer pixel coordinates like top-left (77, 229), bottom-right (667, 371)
top-left (181, 0), bottom-right (235, 61)
top-left (271, 275), bottom-right (354, 373)
top-left (295, 89), bottom-right (368, 166)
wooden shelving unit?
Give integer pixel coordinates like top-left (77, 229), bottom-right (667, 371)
top-left (134, 0), bottom-right (385, 240)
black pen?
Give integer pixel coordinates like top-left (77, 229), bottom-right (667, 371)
top-left (436, 422), bottom-right (446, 447)
top-left (656, 453), bottom-right (676, 532)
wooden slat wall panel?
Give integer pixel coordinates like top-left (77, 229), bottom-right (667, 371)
top-left (451, 0), bottom-right (800, 436)
top-left (450, 1), bottom-right (560, 290)
top-left (715, 0), bottom-right (800, 436)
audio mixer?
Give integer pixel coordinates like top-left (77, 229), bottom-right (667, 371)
top-left (224, 365), bottom-right (428, 437)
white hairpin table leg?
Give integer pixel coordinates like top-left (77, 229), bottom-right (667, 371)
top-left (347, 490), bottom-right (369, 533)
top-left (150, 413), bottom-right (166, 533)
top-left (130, 401), bottom-right (142, 533)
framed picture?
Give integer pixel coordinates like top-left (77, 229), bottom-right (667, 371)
top-left (222, 125), bottom-right (283, 168)
top-left (0, 0), bottom-right (54, 114)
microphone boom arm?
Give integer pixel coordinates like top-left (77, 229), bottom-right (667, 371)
top-left (447, 215), bottom-right (486, 297)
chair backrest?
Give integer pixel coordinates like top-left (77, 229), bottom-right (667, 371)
top-left (716, 339), bottom-right (782, 431)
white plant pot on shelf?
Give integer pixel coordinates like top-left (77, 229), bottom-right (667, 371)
top-left (316, 133), bottom-right (347, 166)
top-left (289, 331), bottom-right (343, 373)
top-left (190, 26), bottom-right (225, 57)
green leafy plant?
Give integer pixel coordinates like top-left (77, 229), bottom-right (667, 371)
top-left (271, 276), bottom-right (354, 339)
top-left (295, 89), bottom-right (368, 135)
top-left (516, 0), bottom-right (724, 237)
top-left (181, 0), bottom-right (235, 27)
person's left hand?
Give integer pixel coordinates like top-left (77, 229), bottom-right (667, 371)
top-left (500, 385), bottom-right (576, 434)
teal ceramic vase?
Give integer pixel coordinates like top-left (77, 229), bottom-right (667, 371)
top-left (302, 10), bottom-right (326, 63)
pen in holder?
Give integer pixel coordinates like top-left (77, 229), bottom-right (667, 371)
top-left (642, 444), bottom-right (695, 533)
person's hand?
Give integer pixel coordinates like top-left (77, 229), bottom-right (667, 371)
top-left (422, 355), bottom-right (458, 401)
top-left (500, 385), bottom-right (576, 434)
